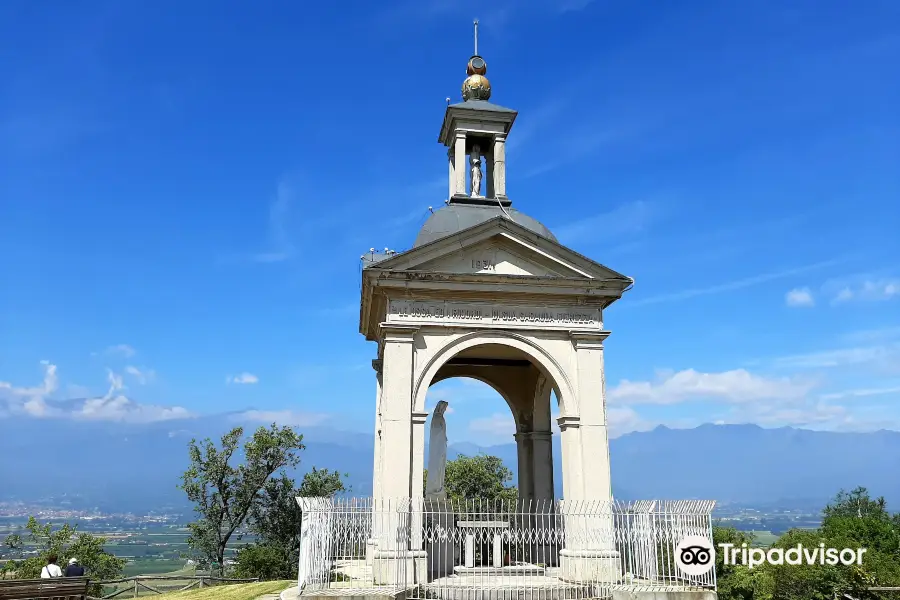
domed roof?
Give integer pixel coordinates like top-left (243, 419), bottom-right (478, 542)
top-left (414, 203), bottom-right (556, 248)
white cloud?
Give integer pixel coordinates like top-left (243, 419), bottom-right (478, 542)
top-left (253, 178), bottom-right (295, 263)
top-left (841, 325), bottom-right (900, 344)
top-left (235, 410), bottom-right (329, 427)
top-left (227, 372), bottom-right (259, 385)
top-left (77, 396), bottom-right (193, 423)
top-left (608, 368), bottom-right (814, 405)
top-left (723, 401), bottom-right (850, 429)
top-left (819, 386), bottom-right (900, 401)
top-left (125, 365), bottom-right (156, 385)
top-left (468, 413), bottom-right (515, 436)
top-left (831, 279), bottom-right (900, 304)
top-left (607, 406), bottom-right (655, 437)
top-left (103, 344), bottom-right (136, 358)
top-left (0, 360), bottom-right (58, 397)
top-left (775, 344), bottom-right (900, 370)
top-left (629, 258), bottom-right (845, 307)
top-left (1, 362), bottom-right (192, 423)
top-left (785, 287), bottom-right (815, 307)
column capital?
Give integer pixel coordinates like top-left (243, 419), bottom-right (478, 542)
top-left (557, 415), bottom-right (581, 431)
top-left (380, 323), bottom-right (419, 343)
top-left (494, 133), bottom-right (507, 142)
top-left (570, 330), bottom-right (611, 349)
top-left (411, 411), bottom-right (429, 425)
top-left (454, 130), bottom-right (468, 140)
top-left (514, 431), bottom-right (553, 441)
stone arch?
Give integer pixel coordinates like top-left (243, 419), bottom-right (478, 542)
top-left (428, 372), bottom-right (520, 428)
top-left (412, 330), bottom-right (576, 417)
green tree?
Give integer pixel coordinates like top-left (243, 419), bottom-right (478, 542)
top-left (767, 528), bottom-right (845, 600)
top-left (819, 487), bottom-right (900, 597)
top-left (180, 423), bottom-right (305, 574)
top-left (713, 525), bottom-right (773, 600)
top-left (237, 468), bottom-right (347, 580)
top-left (233, 544), bottom-right (288, 581)
top-left (758, 489), bottom-right (900, 600)
top-left (425, 454), bottom-right (517, 503)
top-left (0, 517), bottom-right (125, 595)
top-left (298, 467), bottom-right (348, 497)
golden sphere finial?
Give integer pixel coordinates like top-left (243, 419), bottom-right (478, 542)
top-left (461, 20), bottom-right (492, 101)
top-left (462, 55), bottom-right (490, 101)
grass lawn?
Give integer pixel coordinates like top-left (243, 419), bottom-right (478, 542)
top-left (161, 580), bottom-right (293, 600)
top-left (123, 559), bottom-right (187, 576)
top-left (748, 530), bottom-right (781, 547)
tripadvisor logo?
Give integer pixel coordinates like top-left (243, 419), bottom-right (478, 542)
top-left (674, 536), bottom-right (869, 575)
top-left (675, 536), bottom-right (716, 576)
top-left (720, 543), bottom-right (867, 569)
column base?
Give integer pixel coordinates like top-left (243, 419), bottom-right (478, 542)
top-left (559, 548), bottom-right (621, 584)
top-left (372, 550), bottom-right (428, 585)
top-left (424, 500), bottom-right (457, 580)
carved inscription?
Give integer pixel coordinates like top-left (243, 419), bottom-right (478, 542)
top-left (471, 258), bottom-right (495, 271)
top-left (388, 300), bottom-right (600, 329)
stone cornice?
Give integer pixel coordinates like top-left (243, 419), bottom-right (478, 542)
top-left (379, 323), bottom-right (419, 343)
top-left (372, 272), bottom-right (626, 298)
top-left (557, 415), bottom-right (581, 431)
top-left (570, 330), bottom-right (611, 349)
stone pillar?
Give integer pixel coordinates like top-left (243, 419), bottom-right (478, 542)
top-left (571, 332), bottom-right (613, 501)
top-left (531, 375), bottom-right (555, 503)
top-left (372, 359), bottom-right (385, 497)
top-left (514, 432), bottom-right (535, 503)
top-left (557, 415), bottom-right (584, 501)
top-left (367, 359), bottom-right (384, 565)
top-left (373, 324), bottom-right (427, 584)
top-left (531, 432), bottom-right (554, 501)
top-left (559, 331), bottom-right (619, 584)
top-left (410, 410), bottom-right (429, 551)
top-left (486, 150), bottom-right (495, 198)
top-left (447, 148), bottom-right (455, 201)
top-left (493, 133), bottom-right (507, 198)
top-left (454, 131), bottom-right (467, 196)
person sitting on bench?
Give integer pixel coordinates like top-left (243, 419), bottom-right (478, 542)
top-left (65, 557), bottom-right (85, 577)
top-left (40, 554), bottom-right (63, 578)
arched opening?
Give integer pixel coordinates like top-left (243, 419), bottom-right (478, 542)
top-left (420, 342), bottom-right (561, 505)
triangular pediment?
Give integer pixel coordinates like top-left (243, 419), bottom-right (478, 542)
top-left (366, 217), bottom-right (630, 282)
top-left (413, 238), bottom-right (578, 277)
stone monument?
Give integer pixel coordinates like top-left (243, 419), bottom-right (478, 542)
top-left (469, 146), bottom-right (483, 197)
top-left (425, 401), bottom-right (449, 499)
top-left (361, 19), bottom-right (634, 586)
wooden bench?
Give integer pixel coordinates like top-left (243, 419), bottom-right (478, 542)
top-left (0, 577), bottom-right (89, 600)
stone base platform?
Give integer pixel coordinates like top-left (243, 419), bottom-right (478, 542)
top-left (453, 564), bottom-right (546, 577)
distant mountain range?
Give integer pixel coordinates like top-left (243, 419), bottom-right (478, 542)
top-left (2, 412), bottom-right (899, 513)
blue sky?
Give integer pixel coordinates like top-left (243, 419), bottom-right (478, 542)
top-left (1, 0), bottom-right (898, 444)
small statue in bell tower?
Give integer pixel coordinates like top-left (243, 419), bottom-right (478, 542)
top-left (470, 145), bottom-right (483, 197)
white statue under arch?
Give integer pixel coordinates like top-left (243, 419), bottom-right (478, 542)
top-left (425, 400), bottom-right (449, 499)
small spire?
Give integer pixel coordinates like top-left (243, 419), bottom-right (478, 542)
top-left (462, 19), bottom-right (491, 101)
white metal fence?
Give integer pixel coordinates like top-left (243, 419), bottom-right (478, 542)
top-left (296, 497), bottom-right (716, 599)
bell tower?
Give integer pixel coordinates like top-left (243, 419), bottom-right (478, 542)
top-left (438, 20), bottom-right (517, 205)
